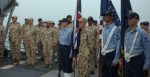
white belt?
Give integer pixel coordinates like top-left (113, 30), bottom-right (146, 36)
top-left (124, 53), bottom-right (140, 62)
top-left (101, 49), bottom-right (115, 56)
top-left (130, 53), bottom-right (140, 58)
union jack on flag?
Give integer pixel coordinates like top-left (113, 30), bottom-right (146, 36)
top-left (73, 0), bottom-right (82, 50)
top-left (70, 0), bottom-right (82, 58)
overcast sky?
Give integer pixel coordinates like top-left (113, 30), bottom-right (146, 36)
top-left (3, 0), bottom-right (150, 26)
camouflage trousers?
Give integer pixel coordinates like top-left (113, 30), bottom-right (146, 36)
top-left (24, 43), bottom-right (36, 65)
top-left (76, 50), bottom-right (91, 77)
top-left (10, 41), bottom-right (20, 60)
top-left (90, 49), bottom-right (96, 70)
top-left (37, 42), bottom-right (43, 60)
top-left (43, 43), bottom-right (53, 65)
top-left (0, 43), bottom-right (4, 59)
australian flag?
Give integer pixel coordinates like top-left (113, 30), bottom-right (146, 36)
top-left (73, 0), bottom-right (82, 50)
top-left (100, 0), bottom-right (121, 26)
top-left (70, 0), bottom-right (82, 58)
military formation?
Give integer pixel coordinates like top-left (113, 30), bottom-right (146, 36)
top-left (0, 11), bottom-right (150, 77)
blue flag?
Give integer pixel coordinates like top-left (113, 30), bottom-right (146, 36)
top-left (121, 0), bottom-right (132, 45)
top-left (100, 0), bottom-right (121, 26)
top-left (121, 0), bottom-right (132, 31)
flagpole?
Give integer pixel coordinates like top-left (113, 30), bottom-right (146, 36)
top-left (120, 0), bottom-right (132, 77)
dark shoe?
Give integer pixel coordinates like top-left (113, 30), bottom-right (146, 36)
top-left (91, 71), bottom-right (95, 74)
top-left (25, 64), bottom-right (30, 67)
top-left (40, 58), bottom-right (44, 61)
top-left (13, 59), bottom-right (16, 63)
top-left (16, 59), bottom-right (20, 65)
top-left (58, 73), bottom-right (61, 77)
top-left (44, 64), bottom-right (49, 68)
top-left (30, 64), bottom-right (35, 67)
top-left (13, 62), bottom-right (20, 65)
top-left (0, 58), bottom-right (3, 61)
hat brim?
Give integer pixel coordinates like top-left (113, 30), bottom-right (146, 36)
top-left (11, 17), bottom-right (17, 19)
top-left (103, 14), bottom-right (114, 17)
top-left (128, 16), bottom-right (139, 19)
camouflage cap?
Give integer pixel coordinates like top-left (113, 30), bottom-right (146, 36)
top-left (45, 21), bottom-right (51, 24)
top-left (25, 18), bottom-right (29, 20)
top-left (29, 18), bottom-right (33, 21)
top-left (40, 21), bottom-right (45, 23)
top-left (51, 21), bottom-right (55, 24)
top-left (11, 16), bottom-right (18, 19)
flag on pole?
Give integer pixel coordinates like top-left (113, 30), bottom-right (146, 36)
top-left (70, 0), bottom-right (82, 58)
top-left (100, 0), bottom-right (121, 26)
top-left (73, 0), bottom-right (82, 50)
top-left (119, 1), bottom-right (132, 76)
top-left (121, 0), bottom-right (132, 45)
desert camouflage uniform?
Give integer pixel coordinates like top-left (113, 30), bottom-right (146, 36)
top-left (77, 28), bottom-right (95, 77)
top-left (52, 26), bottom-right (59, 57)
top-left (22, 25), bottom-right (37, 65)
top-left (36, 26), bottom-right (46, 61)
top-left (41, 27), bottom-right (59, 65)
top-left (0, 25), bottom-right (5, 59)
top-left (86, 25), bottom-right (97, 70)
top-left (9, 22), bottom-right (21, 62)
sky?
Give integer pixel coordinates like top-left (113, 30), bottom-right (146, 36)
top-left (3, 0), bottom-right (150, 26)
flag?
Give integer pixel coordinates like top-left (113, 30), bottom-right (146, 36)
top-left (70, 0), bottom-right (82, 58)
top-left (73, 0), bottom-right (82, 50)
top-left (100, 0), bottom-right (121, 26)
top-left (121, 0), bottom-right (132, 45)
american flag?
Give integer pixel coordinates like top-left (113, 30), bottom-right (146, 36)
top-left (100, 0), bottom-right (121, 26)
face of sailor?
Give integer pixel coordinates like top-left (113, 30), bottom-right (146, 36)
top-left (143, 25), bottom-right (149, 31)
top-left (61, 22), bottom-right (68, 28)
top-left (128, 18), bottom-right (139, 27)
top-left (104, 15), bottom-right (113, 23)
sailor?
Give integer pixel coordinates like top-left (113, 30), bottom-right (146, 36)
top-left (66, 15), bottom-right (72, 25)
top-left (59, 18), bottom-right (73, 77)
top-left (124, 12), bottom-right (150, 77)
top-left (97, 11), bottom-right (121, 77)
